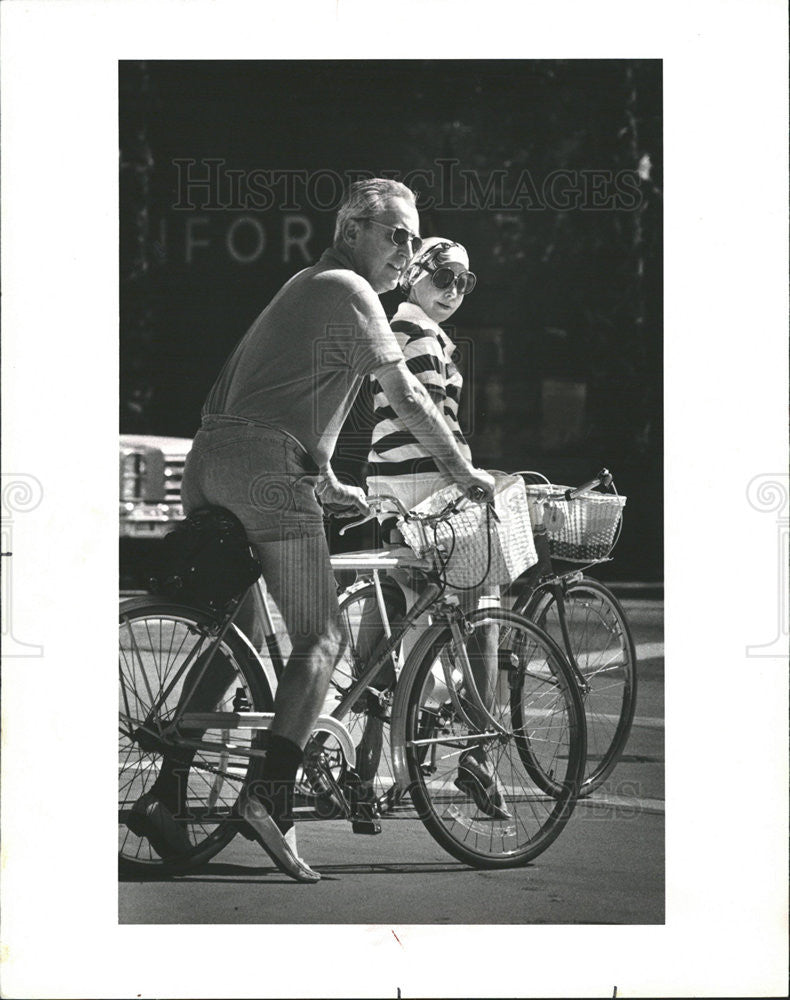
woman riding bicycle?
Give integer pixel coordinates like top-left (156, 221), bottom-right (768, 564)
top-left (361, 236), bottom-right (510, 819)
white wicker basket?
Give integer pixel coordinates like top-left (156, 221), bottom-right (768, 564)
top-left (398, 474), bottom-right (537, 588)
top-left (524, 484), bottom-right (626, 562)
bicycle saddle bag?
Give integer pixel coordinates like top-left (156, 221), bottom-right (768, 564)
top-left (148, 506), bottom-right (261, 611)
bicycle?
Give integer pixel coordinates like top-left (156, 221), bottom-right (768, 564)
top-left (333, 469), bottom-right (636, 801)
top-left (118, 489), bottom-right (586, 874)
top-left (506, 469), bottom-right (637, 796)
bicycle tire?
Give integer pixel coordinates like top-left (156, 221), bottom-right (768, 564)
top-left (515, 578), bottom-right (637, 796)
top-left (119, 599), bottom-right (274, 875)
top-left (402, 609), bottom-right (586, 869)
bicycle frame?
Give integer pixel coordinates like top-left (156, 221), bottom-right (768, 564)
top-left (122, 488), bottom-right (528, 825)
top-left (507, 467), bottom-right (626, 686)
top-left (130, 538), bottom-right (510, 802)
top-left (120, 478), bottom-right (614, 873)
top-left (328, 548), bottom-right (511, 732)
top-left (509, 528), bottom-right (591, 691)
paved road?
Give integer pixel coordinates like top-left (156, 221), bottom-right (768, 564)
top-left (119, 598), bottom-right (664, 925)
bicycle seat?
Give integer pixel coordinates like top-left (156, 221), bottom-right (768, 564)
top-left (148, 505), bottom-right (261, 609)
top-left (184, 505), bottom-right (248, 537)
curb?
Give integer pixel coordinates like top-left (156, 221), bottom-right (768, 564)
top-left (606, 581), bottom-right (663, 601)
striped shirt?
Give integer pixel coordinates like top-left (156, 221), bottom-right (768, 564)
top-left (366, 301), bottom-right (472, 483)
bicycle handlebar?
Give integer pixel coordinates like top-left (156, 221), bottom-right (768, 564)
top-left (336, 470), bottom-right (615, 534)
top-left (338, 488), bottom-right (489, 537)
top-left (337, 495), bottom-right (401, 536)
top-left (516, 466), bottom-right (617, 504)
top-left (563, 467), bottom-right (613, 501)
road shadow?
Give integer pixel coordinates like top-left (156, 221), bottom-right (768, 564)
top-left (120, 863), bottom-right (314, 885)
top-left (119, 858), bottom-right (495, 884)
top-left (303, 861), bottom-right (482, 876)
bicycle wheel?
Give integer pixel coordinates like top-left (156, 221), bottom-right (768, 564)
top-left (402, 609), bottom-right (586, 869)
top-left (321, 581), bottom-right (404, 808)
top-left (119, 599), bottom-right (274, 875)
top-left (517, 578), bottom-right (637, 796)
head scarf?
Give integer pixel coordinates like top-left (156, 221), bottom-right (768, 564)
top-left (399, 237), bottom-right (470, 296)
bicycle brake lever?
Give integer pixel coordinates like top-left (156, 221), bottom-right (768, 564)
top-left (339, 511), bottom-right (377, 536)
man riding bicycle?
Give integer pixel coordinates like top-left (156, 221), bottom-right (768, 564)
top-left (131, 178), bottom-right (494, 882)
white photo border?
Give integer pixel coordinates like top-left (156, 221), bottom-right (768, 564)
top-left (1, 1), bottom-right (787, 997)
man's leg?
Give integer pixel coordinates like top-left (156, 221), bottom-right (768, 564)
top-left (146, 642), bottom-right (243, 814)
top-left (230, 531), bottom-right (344, 882)
top-left (257, 534), bottom-right (343, 746)
top-left (244, 533), bottom-right (344, 832)
top-left (146, 590), bottom-right (256, 803)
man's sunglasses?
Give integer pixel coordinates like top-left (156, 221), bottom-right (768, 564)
top-left (421, 263), bottom-right (477, 296)
top-left (354, 217), bottom-right (423, 253)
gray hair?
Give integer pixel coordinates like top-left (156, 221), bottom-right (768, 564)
top-left (334, 178), bottom-right (417, 245)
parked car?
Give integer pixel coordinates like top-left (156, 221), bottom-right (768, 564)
top-left (119, 434), bottom-right (191, 589)
top-left (119, 434), bottom-right (191, 536)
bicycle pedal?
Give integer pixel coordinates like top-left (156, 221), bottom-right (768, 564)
top-left (351, 818), bottom-right (382, 835)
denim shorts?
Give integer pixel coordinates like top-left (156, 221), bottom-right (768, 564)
top-left (181, 418), bottom-right (325, 543)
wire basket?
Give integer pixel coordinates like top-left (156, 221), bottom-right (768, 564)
top-left (524, 484), bottom-right (627, 562)
top-left (398, 474), bottom-right (538, 589)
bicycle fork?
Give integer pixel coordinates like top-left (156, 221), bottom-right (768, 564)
top-left (546, 581), bottom-right (590, 695)
top-left (445, 618), bottom-right (510, 738)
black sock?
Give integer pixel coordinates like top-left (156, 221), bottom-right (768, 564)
top-left (250, 734), bottom-right (304, 835)
top-left (150, 753), bottom-right (195, 814)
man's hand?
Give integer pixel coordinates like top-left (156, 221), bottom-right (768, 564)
top-left (315, 472), bottom-right (369, 514)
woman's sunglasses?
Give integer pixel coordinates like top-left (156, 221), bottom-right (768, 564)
top-left (355, 217), bottom-right (423, 253)
top-left (421, 264), bottom-right (477, 295)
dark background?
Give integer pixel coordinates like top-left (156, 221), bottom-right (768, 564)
top-left (120, 59), bottom-right (662, 581)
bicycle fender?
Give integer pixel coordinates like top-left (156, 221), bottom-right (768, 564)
top-left (389, 621), bottom-right (448, 790)
top-left (337, 574), bottom-right (405, 603)
top-left (310, 715), bottom-right (357, 769)
top-left (118, 598), bottom-right (281, 702)
top-left (229, 624), bottom-right (280, 703)
top-left (336, 576), bottom-right (371, 599)
top-left (119, 595), bottom-right (183, 615)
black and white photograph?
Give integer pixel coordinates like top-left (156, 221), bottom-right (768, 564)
top-left (1, 2), bottom-right (787, 998)
top-left (117, 58), bottom-right (665, 925)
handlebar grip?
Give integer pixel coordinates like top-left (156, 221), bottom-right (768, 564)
top-left (564, 468), bottom-right (612, 502)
